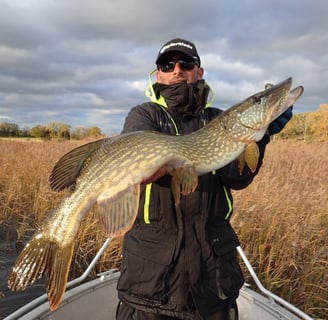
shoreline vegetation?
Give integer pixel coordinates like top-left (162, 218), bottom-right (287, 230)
top-left (0, 138), bottom-right (327, 319)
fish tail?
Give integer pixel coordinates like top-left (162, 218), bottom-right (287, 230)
top-left (46, 241), bottom-right (74, 310)
top-left (8, 232), bottom-right (74, 311)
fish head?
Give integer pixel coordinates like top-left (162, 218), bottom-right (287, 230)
top-left (223, 77), bottom-right (304, 141)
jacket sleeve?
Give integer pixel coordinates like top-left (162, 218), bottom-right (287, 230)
top-left (122, 104), bottom-right (159, 133)
top-left (220, 134), bottom-right (270, 190)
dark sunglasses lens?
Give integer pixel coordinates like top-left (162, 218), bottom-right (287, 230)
top-left (158, 60), bottom-right (196, 73)
top-left (179, 61), bottom-right (196, 70)
top-left (159, 62), bottom-right (175, 72)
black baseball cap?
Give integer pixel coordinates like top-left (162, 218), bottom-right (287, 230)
top-left (155, 38), bottom-right (201, 66)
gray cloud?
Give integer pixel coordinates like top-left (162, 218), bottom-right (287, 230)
top-left (0, 0), bottom-right (327, 134)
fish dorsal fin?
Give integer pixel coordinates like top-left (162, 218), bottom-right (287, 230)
top-left (49, 138), bottom-right (108, 191)
top-left (97, 184), bottom-right (140, 238)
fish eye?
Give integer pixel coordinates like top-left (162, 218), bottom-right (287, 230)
top-left (253, 97), bottom-right (261, 104)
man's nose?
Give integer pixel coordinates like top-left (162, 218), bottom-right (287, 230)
top-left (172, 62), bottom-right (183, 73)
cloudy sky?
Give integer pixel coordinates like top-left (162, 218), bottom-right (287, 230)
top-left (0, 0), bottom-right (327, 135)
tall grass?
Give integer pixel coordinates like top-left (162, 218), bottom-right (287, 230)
top-left (0, 139), bottom-right (327, 318)
top-left (232, 140), bottom-right (328, 318)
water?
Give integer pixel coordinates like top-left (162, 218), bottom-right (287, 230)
top-left (0, 242), bottom-right (46, 319)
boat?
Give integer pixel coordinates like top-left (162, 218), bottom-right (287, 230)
top-left (4, 238), bottom-right (313, 320)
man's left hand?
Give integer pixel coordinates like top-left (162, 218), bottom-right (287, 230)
top-left (268, 106), bottom-right (293, 135)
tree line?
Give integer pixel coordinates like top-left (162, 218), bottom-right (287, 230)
top-left (1, 106), bottom-right (327, 141)
top-left (276, 105), bottom-right (328, 141)
top-left (0, 121), bottom-right (103, 140)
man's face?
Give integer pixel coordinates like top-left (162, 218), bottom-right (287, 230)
top-left (156, 52), bottom-right (204, 85)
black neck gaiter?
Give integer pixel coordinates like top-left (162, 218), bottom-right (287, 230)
top-left (153, 80), bottom-right (210, 116)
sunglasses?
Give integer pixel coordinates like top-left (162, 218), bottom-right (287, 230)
top-left (157, 60), bottom-right (198, 73)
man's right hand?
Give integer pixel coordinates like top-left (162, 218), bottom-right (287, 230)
top-left (142, 166), bottom-right (167, 184)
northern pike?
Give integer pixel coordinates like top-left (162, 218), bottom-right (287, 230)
top-left (8, 77), bottom-right (303, 310)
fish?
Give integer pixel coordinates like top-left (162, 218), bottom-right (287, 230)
top-left (8, 77), bottom-right (303, 311)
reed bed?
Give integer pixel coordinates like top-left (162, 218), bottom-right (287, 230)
top-left (0, 138), bottom-right (327, 318)
top-left (232, 140), bottom-right (328, 318)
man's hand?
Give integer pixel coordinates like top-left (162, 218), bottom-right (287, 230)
top-left (268, 106), bottom-right (293, 135)
top-left (142, 166), bottom-right (167, 184)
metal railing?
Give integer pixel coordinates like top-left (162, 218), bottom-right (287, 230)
top-left (237, 246), bottom-right (313, 320)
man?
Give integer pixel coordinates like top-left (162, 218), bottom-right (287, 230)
top-left (116, 38), bottom-right (292, 320)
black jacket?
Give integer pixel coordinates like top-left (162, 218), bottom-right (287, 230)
top-left (117, 81), bottom-right (269, 319)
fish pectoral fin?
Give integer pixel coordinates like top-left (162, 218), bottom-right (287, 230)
top-left (49, 138), bottom-right (109, 192)
top-left (97, 185), bottom-right (140, 238)
top-left (8, 232), bottom-right (74, 311)
top-left (171, 166), bottom-right (198, 207)
top-left (237, 152), bottom-right (246, 175)
top-left (244, 142), bottom-right (260, 173)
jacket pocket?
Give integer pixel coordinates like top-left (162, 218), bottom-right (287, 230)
top-left (212, 248), bottom-right (244, 300)
top-left (117, 226), bottom-right (176, 303)
top-left (208, 222), bottom-right (244, 300)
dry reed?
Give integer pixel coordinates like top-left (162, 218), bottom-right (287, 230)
top-left (0, 138), bottom-right (327, 318)
top-left (232, 140), bottom-right (328, 318)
